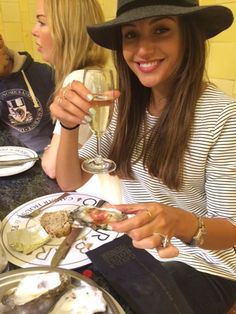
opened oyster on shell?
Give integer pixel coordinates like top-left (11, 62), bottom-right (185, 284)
top-left (49, 281), bottom-right (108, 313)
top-left (0, 272), bottom-right (70, 314)
top-left (0, 270), bottom-right (113, 314)
top-left (71, 206), bottom-right (127, 230)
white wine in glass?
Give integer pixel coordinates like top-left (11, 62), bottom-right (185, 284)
top-left (82, 68), bottom-right (116, 174)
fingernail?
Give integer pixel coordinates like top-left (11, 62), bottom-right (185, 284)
top-left (86, 94), bottom-right (94, 102)
top-left (81, 119), bottom-right (87, 124)
top-left (84, 115), bottom-right (92, 122)
top-left (89, 107), bottom-right (96, 115)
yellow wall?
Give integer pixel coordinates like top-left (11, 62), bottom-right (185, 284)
top-left (202, 0), bottom-right (236, 97)
top-left (0, 0), bottom-right (235, 96)
top-left (0, 0), bottom-right (117, 61)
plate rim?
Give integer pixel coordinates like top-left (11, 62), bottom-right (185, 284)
top-left (0, 146), bottom-right (38, 177)
top-left (1, 192), bottom-right (120, 270)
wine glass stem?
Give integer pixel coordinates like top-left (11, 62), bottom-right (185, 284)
top-left (95, 136), bottom-right (103, 165)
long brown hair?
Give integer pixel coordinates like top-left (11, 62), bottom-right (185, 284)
top-left (109, 16), bottom-right (207, 191)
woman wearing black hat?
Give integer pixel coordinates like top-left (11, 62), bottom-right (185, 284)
top-left (51, 1), bottom-right (236, 312)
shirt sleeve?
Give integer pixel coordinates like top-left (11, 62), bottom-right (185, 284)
top-left (206, 101), bottom-right (236, 226)
top-left (62, 69), bottom-right (84, 87)
top-left (53, 120), bottom-right (61, 135)
top-left (53, 69), bottom-right (91, 144)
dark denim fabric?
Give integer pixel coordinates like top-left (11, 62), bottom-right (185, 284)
top-left (162, 261), bottom-right (236, 314)
top-left (87, 235), bottom-right (236, 314)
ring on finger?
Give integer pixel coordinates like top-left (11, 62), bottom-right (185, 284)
top-left (154, 233), bottom-right (171, 248)
top-left (62, 88), bottom-right (68, 99)
top-left (57, 96), bottom-right (63, 105)
top-left (69, 81), bottom-right (73, 89)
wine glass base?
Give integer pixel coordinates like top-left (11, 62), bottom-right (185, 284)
top-left (82, 157), bottom-right (116, 174)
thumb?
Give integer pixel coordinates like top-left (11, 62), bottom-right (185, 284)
top-left (157, 244), bottom-right (179, 258)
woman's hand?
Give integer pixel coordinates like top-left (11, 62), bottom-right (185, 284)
top-left (50, 80), bottom-right (120, 129)
top-left (109, 203), bottom-right (197, 258)
top-left (50, 80), bottom-right (94, 129)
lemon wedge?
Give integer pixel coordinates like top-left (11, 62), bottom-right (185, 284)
top-left (7, 225), bottom-right (51, 254)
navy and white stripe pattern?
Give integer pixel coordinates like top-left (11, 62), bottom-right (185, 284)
top-left (80, 85), bottom-right (236, 280)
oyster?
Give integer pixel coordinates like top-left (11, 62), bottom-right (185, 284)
top-left (71, 206), bottom-right (127, 230)
top-left (1, 272), bottom-right (70, 314)
top-left (49, 281), bottom-right (108, 314)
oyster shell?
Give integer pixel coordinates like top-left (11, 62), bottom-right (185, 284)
top-left (49, 281), bottom-right (108, 314)
top-left (71, 206), bottom-right (127, 230)
top-left (1, 272), bottom-right (70, 314)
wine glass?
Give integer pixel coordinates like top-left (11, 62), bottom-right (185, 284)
top-left (81, 68), bottom-right (116, 174)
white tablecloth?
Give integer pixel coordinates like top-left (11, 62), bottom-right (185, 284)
top-left (76, 174), bottom-right (123, 204)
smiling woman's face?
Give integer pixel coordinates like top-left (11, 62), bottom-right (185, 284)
top-left (32, 0), bottom-right (54, 64)
top-left (121, 16), bottom-right (182, 92)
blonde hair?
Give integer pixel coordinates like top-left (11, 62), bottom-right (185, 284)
top-left (44, 0), bottom-right (108, 95)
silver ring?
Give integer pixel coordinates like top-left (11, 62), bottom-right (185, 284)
top-left (154, 233), bottom-right (171, 248)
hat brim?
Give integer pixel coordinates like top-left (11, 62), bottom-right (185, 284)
top-left (87, 5), bottom-right (233, 50)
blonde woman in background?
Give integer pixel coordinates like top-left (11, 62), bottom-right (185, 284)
top-left (32, 0), bottom-right (107, 179)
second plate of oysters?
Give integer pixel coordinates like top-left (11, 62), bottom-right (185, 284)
top-left (0, 266), bottom-right (124, 314)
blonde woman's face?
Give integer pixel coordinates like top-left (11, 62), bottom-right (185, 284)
top-left (32, 0), bottom-right (54, 64)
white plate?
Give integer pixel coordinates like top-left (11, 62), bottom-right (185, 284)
top-left (1, 192), bottom-right (121, 269)
top-left (0, 146), bottom-right (38, 177)
top-left (0, 267), bottom-right (125, 314)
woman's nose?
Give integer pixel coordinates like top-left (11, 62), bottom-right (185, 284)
top-left (136, 37), bottom-right (156, 57)
top-left (31, 24), bottom-right (38, 37)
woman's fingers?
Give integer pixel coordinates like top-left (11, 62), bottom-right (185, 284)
top-left (69, 80), bottom-right (94, 102)
top-left (50, 97), bottom-right (83, 126)
top-left (110, 205), bottom-right (156, 234)
top-left (51, 81), bottom-right (120, 128)
top-left (132, 235), bottom-right (179, 258)
top-left (157, 244), bottom-right (179, 258)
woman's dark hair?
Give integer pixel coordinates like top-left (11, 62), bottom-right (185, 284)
top-left (109, 16), bottom-right (207, 190)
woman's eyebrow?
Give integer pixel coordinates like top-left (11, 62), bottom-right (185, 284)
top-left (36, 14), bottom-right (46, 19)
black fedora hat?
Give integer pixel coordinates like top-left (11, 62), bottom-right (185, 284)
top-left (87, 0), bottom-right (234, 50)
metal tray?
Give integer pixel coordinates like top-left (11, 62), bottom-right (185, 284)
top-left (0, 266), bottom-right (124, 314)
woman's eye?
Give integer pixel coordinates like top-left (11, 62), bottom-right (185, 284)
top-left (36, 19), bottom-right (46, 27)
top-left (155, 27), bottom-right (169, 35)
top-left (123, 31), bottom-right (136, 40)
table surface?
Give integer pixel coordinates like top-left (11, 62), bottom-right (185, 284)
top-left (0, 129), bottom-right (133, 314)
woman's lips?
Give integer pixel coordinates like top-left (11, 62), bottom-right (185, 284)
top-left (136, 60), bottom-right (162, 73)
top-left (35, 43), bottom-right (42, 51)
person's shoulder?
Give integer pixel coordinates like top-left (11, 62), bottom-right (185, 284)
top-left (62, 69), bottom-right (85, 87)
top-left (201, 84), bottom-right (236, 106)
top-left (20, 52), bottom-right (53, 73)
top-left (197, 84), bottom-right (236, 128)
top-left (30, 60), bottom-right (53, 74)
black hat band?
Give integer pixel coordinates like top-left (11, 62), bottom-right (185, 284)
top-left (117, 0), bottom-right (198, 16)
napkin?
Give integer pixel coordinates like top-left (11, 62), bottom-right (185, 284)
top-left (87, 235), bottom-right (193, 314)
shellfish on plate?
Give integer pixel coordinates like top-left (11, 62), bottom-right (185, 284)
top-left (49, 281), bottom-right (107, 313)
top-left (0, 272), bottom-right (70, 314)
top-left (71, 206), bottom-right (127, 230)
top-left (0, 267), bottom-right (122, 314)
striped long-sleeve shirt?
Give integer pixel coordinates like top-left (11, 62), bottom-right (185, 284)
top-left (80, 84), bottom-right (236, 281)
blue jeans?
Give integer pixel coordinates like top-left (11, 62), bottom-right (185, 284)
top-left (162, 261), bottom-right (236, 314)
